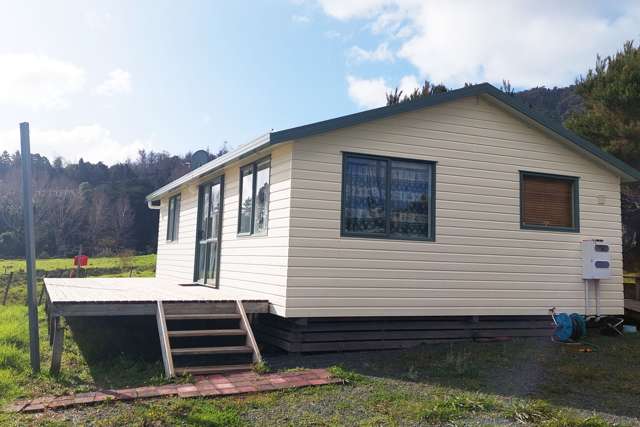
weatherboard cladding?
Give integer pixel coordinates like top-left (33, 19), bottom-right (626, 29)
top-left (284, 95), bottom-right (623, 317)
top-left (152, 83), bottom-right (626, 318)
top-left (146, 83), bottom-right (640, 202)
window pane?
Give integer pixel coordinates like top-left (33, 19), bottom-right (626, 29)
top-left (389, 161), bottom-right (431, 238)
top-left (167, 195), bottom-right (180, 241)
top-left (200, 187), bottom-right (210, 240)
top-left (210, 184), bottom-right (220, 237)
top-left (173, 195), bottom-right (180, 240)
top-left (343, 156), bottom-right (387, 234)
top-left (206, 241), bottom-right (217, 280)
top-left (522, 175), bottom-right (574, 228)
top-left (239, 167), bottom-right (254, 233)
top-left (253, 160), bottom-right (270, 234)
top-left (166, 197), bottom-right (174, 240)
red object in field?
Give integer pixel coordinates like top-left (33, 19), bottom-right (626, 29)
top-left (73, 255), bottom-right (88, 267)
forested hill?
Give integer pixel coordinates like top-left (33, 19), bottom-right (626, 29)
top-left (0, 86), bottom-right (580, 259)
top-left (515, 86), bottom-right (583, 124)
top-left (0, 149), bottom-right (224, 259)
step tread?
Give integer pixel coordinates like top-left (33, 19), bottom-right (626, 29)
top-left (165, 313), bottom-right (241, 320)
top-left (174, 364), bottom-right (254, 375)
top-left (168, 329), bottom-right (247, 337)
top-left (171, 345), bottom-right (253, 355)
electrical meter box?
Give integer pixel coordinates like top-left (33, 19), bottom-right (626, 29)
top-left (582, 239), bottom-right (611, 279)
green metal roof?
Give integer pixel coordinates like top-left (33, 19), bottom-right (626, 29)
top-left (269, 82), bottom-right (640, 182)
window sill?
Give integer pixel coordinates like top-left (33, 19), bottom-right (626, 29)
top-left (236, 232), bottom-right (268, 238)
top-left (341, 232), bottom-right (434, 242)
top-left (520, 224), bottom-right (580, 233)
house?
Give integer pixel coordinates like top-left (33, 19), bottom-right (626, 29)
top-left (43, 82), bottom-right (640, 377)
top-left (143, 83), bottom-right (640, 352)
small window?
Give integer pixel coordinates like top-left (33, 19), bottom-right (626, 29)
top-left (341, 153), bottom-right (435, 240)
top-left (166, 194), bottom-right (181, 241)
top-left (520, 171), bottom-right (579, 232)
top-left (238, 158), bottom-right (270, 235)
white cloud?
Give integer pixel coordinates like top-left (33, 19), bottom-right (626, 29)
top-left (94, 69), bottom-right (132, 97)
top-left (346, 74), bottom-right (427, 108)
top-left (316, 0), bottom-right (391, 20)
top-left (398, 74), bottom-right (419, 95)
top-left (292, 14), bottom-right (311, 23)
top-left (316, 0), bottom-right (640, 88)
top-left (0, 124), bottom-right (152, 165)
top-left (348, 42), bottom-right (394, 63)
top-left (0, 54), bottom-right (85, 110)
top-left (347, 75), bottom-right (389, 109)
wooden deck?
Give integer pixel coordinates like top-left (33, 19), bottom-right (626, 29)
top-left (43, 278), bottom-right (270, 377)
top-left (44, 278), bottom-right (270, 317)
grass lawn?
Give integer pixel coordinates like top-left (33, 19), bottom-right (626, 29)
top-left (1, 255), bottom-right (639, 425)
top-left (0, 255), bottom-right (161, 409)
top-left (2, 327), bottom-right (640, 425)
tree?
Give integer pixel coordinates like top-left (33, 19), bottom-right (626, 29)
top-left (386, 80), bottom-right (448, 106)
top-left (565, 41), bottom-right (640, 169)
top-left (500, 79), bottom-right (515, 95)
top-left (564, 40), bottom-right (640, 268)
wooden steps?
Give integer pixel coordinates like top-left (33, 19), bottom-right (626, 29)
top-left (168, 329), bottom-right (246, 337)
top-left (174, 364), bottom-right (254, 376)
top-left (171, 345), bottom-right (253, 355)
top-left (165, 313), bottom-right (241, 320)
top-left (155, 300), bottom-right (262, 378)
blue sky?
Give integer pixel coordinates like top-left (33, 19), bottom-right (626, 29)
top-left (0, 0), bottom-right (638, 164)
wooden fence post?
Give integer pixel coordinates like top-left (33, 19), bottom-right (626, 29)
top-left (38, 273), bottom-right (47, 305)
top-left (2, 272), bottom-right (13, 305)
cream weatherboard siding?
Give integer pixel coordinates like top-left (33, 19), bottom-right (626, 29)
top-left (217, 143), bottom-right (293, 315)
top-left (285, 95), bottom-right (623, 317)
top-left (156, 187), bottom-right (199, 281)
top-left (155, 143), bottom-right (293, 315)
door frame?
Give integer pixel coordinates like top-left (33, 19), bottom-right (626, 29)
top-left (193, 175), bottom-right (224, 287)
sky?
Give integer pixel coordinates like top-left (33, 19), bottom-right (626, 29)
top-left (0, 0), bottom-right (638, 164)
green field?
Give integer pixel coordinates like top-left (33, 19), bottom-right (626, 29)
top-left (0, 254), bottom-right (157, 275)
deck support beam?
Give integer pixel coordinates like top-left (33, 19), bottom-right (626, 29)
top-left (50, 317), bottom-right (64, 375)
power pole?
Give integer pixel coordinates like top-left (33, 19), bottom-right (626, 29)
top-left (20, 122), bottom-right (40, 373)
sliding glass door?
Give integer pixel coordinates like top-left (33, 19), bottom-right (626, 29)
top-left (195, 177), bottom-right (223, 286)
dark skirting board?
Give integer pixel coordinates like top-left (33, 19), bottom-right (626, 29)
top-left (254, 314), bottom-right (554, 353)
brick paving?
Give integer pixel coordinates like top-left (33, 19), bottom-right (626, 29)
top-left (5, 368), bottom-right (340, 413)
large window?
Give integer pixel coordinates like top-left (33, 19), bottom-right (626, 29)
top-left (520, 171), bottom-right (579, 232)
top-left (238, 158), bottom-right (270, 235)
top-left (166, 194), bottom-right (181, 241)
top-left (341, 153), bottom-right (435, 240)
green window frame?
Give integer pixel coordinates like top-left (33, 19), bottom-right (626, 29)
top-left (238, 157), bottom-right (271, 236)
top-left (166, 194), bottom-right (181, 241)
top-left (341, 152), bottom-right (436, 241)
top-left (519, 171), bottom-right (580, 232)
